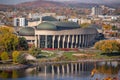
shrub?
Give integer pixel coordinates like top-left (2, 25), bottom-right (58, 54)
top-left (29, 46), bottom-right (41, 57)
top-left (0, 52), bottom-right (9, 61)
top-left (18, 37), bottom-right (28, 50)
top-left (94, 40), bottom-right (120, 53)
top-left (12, 51), bottom-right (20, 63)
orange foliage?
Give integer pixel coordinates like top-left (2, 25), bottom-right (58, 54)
top-left (94, 40), bottom-right (120, 53)
top-left (103, 24), bottom-right (112, 31)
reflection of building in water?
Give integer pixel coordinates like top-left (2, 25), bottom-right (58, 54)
top-left (36, 62), bottom-right (95, 75)
top-left (34, 61), bottom-right (120, 78)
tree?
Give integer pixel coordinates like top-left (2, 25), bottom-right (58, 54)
top-left (0, 27), bottom-right (18, 51)
top-left (0, 52), bottom-right (9, 61)
top-left (94, 40), bottom-right (120, 53)
top-left (102, 24), bottom-right (112, 31)
top-left (112, 25), bottom-right (118, 30)
top-left (18, 37), bottom-right (28, 50)
top-left (12, 51), bottom-right (20, 63)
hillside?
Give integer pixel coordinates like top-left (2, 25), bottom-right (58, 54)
top-left (0, 0), bottom-right (119, 10)
top-left (16, 0), bottom-right (65, 8)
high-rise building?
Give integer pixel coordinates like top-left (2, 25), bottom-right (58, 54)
top-left (13, 17), bottom-right (28, 27)
top-left (91, 6), bottom-right (102, 16)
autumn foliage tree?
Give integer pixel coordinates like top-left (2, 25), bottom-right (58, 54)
top-left (102, 24), bottom-right (112, 31)
top-left (94, 40), bottom-right (120, 53)
top-left (0, 27), bottom-right (18, 51)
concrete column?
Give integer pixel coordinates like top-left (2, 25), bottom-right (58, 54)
top-left (67, 64), bottom-right (69, 74)
top-left (67, 35), bottom-right (70, 48)
top-left (71, 63), bottom-right (74, 74)
top-left (58, 35), bottom-right (60, 48)
top-left (57, 66), bottom-right (60, 75)
top-left (62, 65), bottom-right (65, 74)
top-left (52, 35), bottom-right (55, 48)
top-left (38, 35), bottom-right (40, 48)
top-left (52, 65), bottom-right (54, 75)
top-left (35, 35), bottom-right (38, 47)
top-left (62, 35), bottom-right (65, 48)
top-left (82, 35), bottom-right (85, 48)
top-left (71, 35), bottom-right (74, 48)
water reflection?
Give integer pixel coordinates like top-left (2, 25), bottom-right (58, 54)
top-left (97, 61), bottom-right (119, 75)
top-left (0, 61), bottom-right (120, 80)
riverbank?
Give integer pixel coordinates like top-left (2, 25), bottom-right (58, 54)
top-left (37, 50), bottom-right (120, 62)
top-left (0, 58), bottom-right (120, 70)
top-left (0, 64), bottom-right (28, 70)
top-left (0, 49), bottom-right (120, 70)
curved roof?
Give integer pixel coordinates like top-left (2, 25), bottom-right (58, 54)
top-left (88, 24), bottom-right (103, 33)
top-left (49, 21), bottom-right (80, 28)
top-left (42, 16), bottom-right (58, 21)
top-left (36, 22), bottom-right (57, 30)
top-left (35, 27), bottom-right (98, 35)
top-left (19, 27), bottom-right (35, 36)
top-left (89, 24), bottom-right (102, 30)
top-left (36, 21), bottom-right (80, 30)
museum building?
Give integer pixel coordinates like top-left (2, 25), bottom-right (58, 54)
top-left (18, 16), bottom-right (99, 48)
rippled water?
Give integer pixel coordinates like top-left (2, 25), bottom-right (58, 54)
top-left (0, 61), bottom-right (120, 80)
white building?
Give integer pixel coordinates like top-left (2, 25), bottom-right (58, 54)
top-left (68, 18), bottom-right (78, 23)
top-left (28, 13), bottom-right (41, 19)
top-left (13, 17), bottom-right (28, 27)
top-left (91, 6), bottom-right (102, 16)
top-left (79, 18), bottom-right (92, 24)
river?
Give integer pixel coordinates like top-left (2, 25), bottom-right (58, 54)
top-left (0, 60), bottom-right (120, 80)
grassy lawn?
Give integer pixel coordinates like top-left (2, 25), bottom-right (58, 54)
top-left (19, 50), bottom-right (120, 61)
top-left (63, 52), bottom-right (78, 61)
top-left (60, 51), bottom-right (120, 61)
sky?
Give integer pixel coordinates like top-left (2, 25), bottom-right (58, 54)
top-left (0, 0), bottom-right (35, 4)
top-left (0, 0), bottom-right (120, 5)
